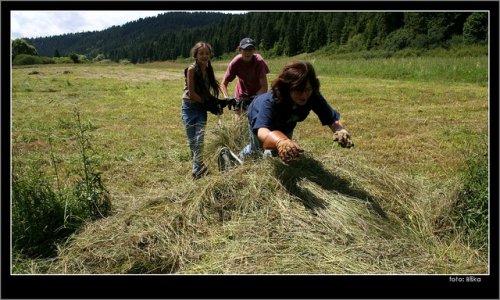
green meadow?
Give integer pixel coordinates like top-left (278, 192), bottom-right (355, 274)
top-left (11, 52), bottom-right (488, 274)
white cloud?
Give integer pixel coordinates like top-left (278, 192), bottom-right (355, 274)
top-left (10, 10), bottom-right (247, 39)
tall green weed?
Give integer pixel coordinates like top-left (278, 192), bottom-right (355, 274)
top-left (72, 108), bottom-right (112, 219)
top-left (12, 166), bottom-right (72, 257)
top-left (453, 137), bottom-right (488, 251)
top-left (12, 108), bottom-right (112, 258)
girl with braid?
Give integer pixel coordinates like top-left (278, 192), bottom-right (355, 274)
top-left (181, 41), bottom-right (222, 179)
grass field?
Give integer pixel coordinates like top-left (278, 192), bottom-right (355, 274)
top-left (11, 53), bottom-right (489, 274)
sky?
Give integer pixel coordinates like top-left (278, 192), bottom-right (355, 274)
top-left (10, 11), bottom-right (247, 40)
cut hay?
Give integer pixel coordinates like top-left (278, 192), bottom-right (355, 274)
top-left (48, 121), bottom-right (487, 274)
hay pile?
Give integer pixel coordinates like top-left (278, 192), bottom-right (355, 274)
top-left (49, 123), bottom-right (486, 274)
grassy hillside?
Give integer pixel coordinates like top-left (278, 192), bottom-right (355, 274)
top-left (11, 53), bottom-right (488, 275)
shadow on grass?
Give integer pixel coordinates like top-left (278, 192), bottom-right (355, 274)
top-left (272, 155), bottom-right (387, 219)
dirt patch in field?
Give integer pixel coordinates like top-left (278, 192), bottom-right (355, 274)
top-left (18, 65), bottom-right (184, 83)
top-left (75, 66), bottom-right (184, 82)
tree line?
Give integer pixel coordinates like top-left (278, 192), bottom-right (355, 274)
top-left (20, 11), bottom-right (488, 64)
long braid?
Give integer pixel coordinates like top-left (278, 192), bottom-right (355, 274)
top-left (207, 61), bottom-right (220, 98)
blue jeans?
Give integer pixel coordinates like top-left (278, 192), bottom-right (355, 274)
top-left (181, 100), bottom-right (207, 175)
top-left (239, 127), bottom-right (293, 160)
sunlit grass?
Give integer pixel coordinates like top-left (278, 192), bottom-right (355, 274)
top-left (11, 53), bottom-right (489, 274)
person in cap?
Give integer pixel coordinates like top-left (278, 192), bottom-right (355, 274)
top-left (239, 61), bottom-right (354, 162)
top-left (220, 37), bottom-right (270, 121)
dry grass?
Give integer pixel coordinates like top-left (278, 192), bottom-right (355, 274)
top-left (47, 155), bottom-right (485, 274)
top-left (43, 120), bottom-right (486, 274)
top-left (11, 60), bottom-right (488, 274)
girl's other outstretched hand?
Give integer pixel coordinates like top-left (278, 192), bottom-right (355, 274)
top-left (333, 129), bottom-right (354, 148)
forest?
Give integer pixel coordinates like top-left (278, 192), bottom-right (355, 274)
top-left (23, 11), bottom-right (488, 63)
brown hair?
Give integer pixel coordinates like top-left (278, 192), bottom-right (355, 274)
top-left (190, 41), bottom-right (220, 98)
top-left (271, 61), bottom-right (320, 103)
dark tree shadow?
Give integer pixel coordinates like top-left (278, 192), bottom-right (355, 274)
top-left (272, 155), bottom-right (387, 219)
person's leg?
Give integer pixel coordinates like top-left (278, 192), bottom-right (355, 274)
top-left (192, 118), bottom-right (207, 176)
top-left (239, 126), bottom-right (262, 160)
top-left (181, 102), bottom-right (207, 177)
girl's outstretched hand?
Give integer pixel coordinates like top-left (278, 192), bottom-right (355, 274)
top-left (333, 129), bottom-right (354, 148)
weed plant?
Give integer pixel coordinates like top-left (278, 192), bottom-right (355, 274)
top-left (72, 108), bottom-right (112, 219)
top-left (12, 108), bottom-right (111, 259)
top-left (12, 166), bottom-right (71, 257)
top-left (453, 135), bottom-right (489, 251)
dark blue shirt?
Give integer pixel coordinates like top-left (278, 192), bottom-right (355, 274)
top-left (247, 90), bottom-right (340, 135)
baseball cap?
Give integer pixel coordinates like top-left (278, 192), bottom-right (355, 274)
top-left (239, 37), bottom-right (256, 49)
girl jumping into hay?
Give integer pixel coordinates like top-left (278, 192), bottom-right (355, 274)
top-left (239, 61), bottom-right (354, 163)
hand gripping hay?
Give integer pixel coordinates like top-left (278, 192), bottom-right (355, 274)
top-left (204, 95), bottom-right (224, 115)
top-left (263, 130), bottom-right (288, 150)
top-left (333, 129), bottom-right (354, 148)
top-left (276, 139), bottom-right (304, 162)
top-left (263, 130), bottom-right (304, 162)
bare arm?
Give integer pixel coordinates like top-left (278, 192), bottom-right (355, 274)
top-left (258, 127), bottom-right (304, 161)
top-left (187, 67), bottom-right (203, 103)
top-left (257, 127), bottom-right (272, 143)
top-left (220, 79), bottom-right (230, 98)
top-left (256, 75), bottom-right (268, 95)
